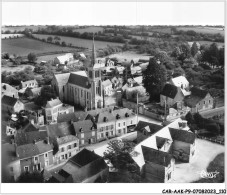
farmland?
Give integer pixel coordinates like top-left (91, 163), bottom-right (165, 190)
top-left (1, 34), bottom-right (25, 39)
top-left (108, 51), bottom-right (151, 61)
top-left (1, 37), bottom-right (73, 56)
top-left (33, 34), bottom-right (123, 49)
top-left (177, 27), bottom-right (224, 35)
top-left (2, 25), bottom-right (46, 32)
top-left (149, 26), bottom-right (224, 35)
top-left (73, 26), bottom-right (104, 33)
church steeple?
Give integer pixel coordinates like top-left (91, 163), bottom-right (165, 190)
top-left (91, 34), bottom-right (96, 66)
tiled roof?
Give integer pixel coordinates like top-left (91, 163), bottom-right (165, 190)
top-left (54, 73), bottom-right (70, 86)
top-left (170, 76), bottom-right (189, 88)
top-left (169, 127), bottom-right (195, 144)
top-left (22, 122), bottom-right (38, 132)
top-left (47, 122), bottom-right (75, 142)
top-left (184, 87), bottom-right (210, 108)
top-left (15, 129), bottom-right (48, 146)
top-left (69, 148), bottom-right (100, 167)
top-left (2, 83), bottom-right (18, 93)
top-left (16, 140), bottom-right (52, 159)
top-left (141, 145), bottom-right (173, 167)
top-left (191, 87), bottom-right (209, 99)
top-left (56, 135), bottom-right (78, 145)
top-left (68, 72), bottom-right (91, 89)
top-left (24, 102), bottom-right (41, 111)
top-left (30, 87), bottom-right (41, 94)
top-left (135, 121), bottom-right (163, 135)
top-left (2, 95), bottom-right (18, 106)
top-left (72, 120), bottom-right (95, 134)
top-left (156, 136), bottom-right (171, 150)
top-left (161, 84), bottom-right (182, 99)
top-left (57, 112), bottom-right (87, 123)
top-left (45, 98), bottom-right (62, 108)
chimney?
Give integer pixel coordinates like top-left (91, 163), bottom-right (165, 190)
top-left (33, 139), bottom-right (36, 144)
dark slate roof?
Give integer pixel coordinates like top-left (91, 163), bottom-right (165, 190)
top-left (46, 122), bottom-right (75, 144)
top-left (2, 95), bottom-right (18, 106)
top-left (15, 130), bottom-right (48, 146)
top-left (45, 98), bottom-right (62, 108)
top-left (57, 112), bottom-right (87, 123)
top-left (69, 148), bottom-right (100, 167)
top-left (16, 140), bottom-right (52, 159)
top-left (24, 102), bottom-right (41, 112)
top-left (68, 73), bottom-right (91, 89)
top-left (156, 136), bottom-right (171, 150)
top-left (21, 122), bottom-right (38, 132)
top-left (169, 127), bottom-right (195, 144)
top-left (191, 87), bottom-right (208, 99)
top-left (161, 84), bottom-right (181, 99)
top-left (184, 87), bottom-right (210, 108)
top-left (141, 145), bottom-right (173, 167)
top-left (134, 121), bottom-right (163, 135)
top-left (56, 135), bottom-right (78, 145)
top-left (70, 157), bottom-right (107, 183)
top-left (72, 120), bottom-right (95, 134)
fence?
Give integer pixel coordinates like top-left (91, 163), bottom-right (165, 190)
top-left (197, 135), bottom-right (224, 145)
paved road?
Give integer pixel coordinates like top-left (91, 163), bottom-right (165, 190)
top-left (199, 106), bottom-right (224, 118)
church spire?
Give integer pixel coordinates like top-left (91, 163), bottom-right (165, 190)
top-left (91, 34), bottom-right (96, 66)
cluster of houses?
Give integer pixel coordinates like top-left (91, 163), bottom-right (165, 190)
top-left (1, 38), bottom-right (206, 183)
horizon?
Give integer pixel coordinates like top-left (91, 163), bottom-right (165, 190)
top-left (2, 2), bottom-right (225, 26)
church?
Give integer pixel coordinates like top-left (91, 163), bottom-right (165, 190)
top-left (51, 38), bottom-right (104, 110)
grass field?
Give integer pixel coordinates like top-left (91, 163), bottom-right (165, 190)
top-left (33, 34), bottom-right (123, 49)
top-left (2, 25), bottom-right (46, 32)
top-left (73, 26), bottom-right (104, 33)
top-left (1, 64), bottom-right (34, 73)
top-left (108, 51), bottom-right (151, 61)
top-left (177, 27), bottom-right (224, 35)
top-left (1, 37), bottom-right (73, 56)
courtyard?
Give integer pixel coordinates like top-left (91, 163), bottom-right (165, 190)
top-left (171, 139), bottom-right (225, 183)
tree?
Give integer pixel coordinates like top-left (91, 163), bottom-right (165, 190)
top-left (154, 51), bottom-right (169, 64)
top-left (17, 171), bottom-right (44, 183)
top-left (143, 57), bottom-right (167, 101)
top-left (185, 112), bottom-right (194, 124)
top-left (173, 67), bottom-right (185, 77)
top-left (178, 43), bottom-right (191, 64)
top-left (61, 41), bottom-right (66, 47)
top-left (103, 140), bottom-right (141, 183)
top-left (191, 42), bottom-right (199, 57)
top-left (13, 56), bottom-right (22, 65)
top-left (34, 85), bottom-right (57, 107)
top-left (218, 47), bottom-right (224, 69)
top-left (47, 36), bottom-right (53, 43)
top-left (27, 53), bottom-right (37, 63)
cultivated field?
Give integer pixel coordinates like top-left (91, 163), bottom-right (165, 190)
top-left (2, 25), bottom-right (46, 32)
top-left (73, 26), bottom-right (104, 33)
top-left (1, 37), bottom-right (73, 56)
top-left (33, 34), bottom-right (123, 49)
top-left (108, 51), bottom-right (151, 61)
top-left (1, 64), bottom-right (34, 73)
top-left (1, 34), bottom-right (25, 39)
top-left (177, 27), bottom-right (224, 35)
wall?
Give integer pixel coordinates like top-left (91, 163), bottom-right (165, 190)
top-left (5, 160), bottom-right (21, 182)
top-left (14, 101), bottom-right (24, 113)
top-left (142, 162), bottom-right (165, 183)
top-left (172, 141), bottom-right (191, 163)
top-left (82, 169), bottom-right (109, 183)
top-left (196, 94), bottom-right (213, 112)
top-left (97, 121), bottom-right (115, 141)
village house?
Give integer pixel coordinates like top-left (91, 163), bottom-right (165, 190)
top-left (52, 39), bottom-right (104, 110)
top-left (24, 87), bottom-right (41, 99)
top-left (53, 53), bottom-right (74, 65)
top-left (46, 122), bottom-right (79, 166)
top-left (50, 149), bottom-right (109, 183)
top-left (141, 145), bottom-right (175, 183)
top-left (160, 84), bottom-right (185, 109)
top-left (16, 140), bottom-right (54, 175)
top-left (169, 76), bottom-right (191, 96)
top-left (44, 98), bottom-right (74, 124)
top-left (102, 79), bottom-right (113, 96)
top-left (132, 118), bottom-right (195, 182)
top-left (2, 83), bottom-right (19, 98)
top-left (184, 87), bottom-right (214, 113)
top-left (2, 95), bottom-right (24, 114)
top-left (135, 121), bottom-right (163, 143)
top-left (20, 80), bottom-right (38, 90)
top-left (72, 120), bottom-right (96, 146)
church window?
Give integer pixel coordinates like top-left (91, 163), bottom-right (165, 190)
top-left (81, 90), bottom-right (83, 97)
top-left (95, 71), bottom-right (99, 78)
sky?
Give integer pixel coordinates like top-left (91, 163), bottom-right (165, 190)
top-left (1, 1), bottom-right (225, 26)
